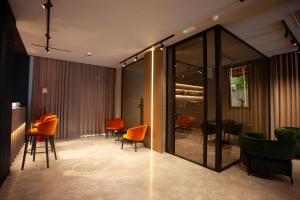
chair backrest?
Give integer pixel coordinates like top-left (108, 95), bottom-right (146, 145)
top-left (107, 118), bottom-right (125, 129)
top-left (127, 125), bottom-right (148, 141)
top-left (44, 115), bottom-right (57, 121)
top-left (39, 113), bottom-right (53, 121)
top-left (178, 116), bottom-right (192, 127)
top-left (38, 117), bottom-right (59, 136)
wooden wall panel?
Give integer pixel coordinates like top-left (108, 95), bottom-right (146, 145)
top-left (143, 52), bottom-right (151, 148)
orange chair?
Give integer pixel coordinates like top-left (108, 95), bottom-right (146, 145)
top-left (106, 118), bottom-right (125, 138)
top-left (32, 113), bottom-right (57, 128)
top-left (21, 117), bottom-right (59, 169)
top-left (121, 125), bottom-right (148, 152)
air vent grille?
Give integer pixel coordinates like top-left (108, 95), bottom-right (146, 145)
top-left (291, 9), bottom-right (300, 27)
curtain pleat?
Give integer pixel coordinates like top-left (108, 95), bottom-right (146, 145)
top-left (270, 52), bottom-right (300, 138)
top-left (31, 57), bottom-right (115, 139)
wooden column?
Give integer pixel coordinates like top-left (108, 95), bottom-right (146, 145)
top-left (144, 49), bottom-right (164, 153)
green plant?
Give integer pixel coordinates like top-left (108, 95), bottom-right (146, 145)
top-left (232, 76), bottom-right (245, 90)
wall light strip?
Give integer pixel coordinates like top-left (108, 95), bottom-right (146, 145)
top-left (151, 48), bottom-right (154, 150)
top-left (175, 83), bottom-right (204, 90)
top-left (175, 95), bottom-right (204, 100)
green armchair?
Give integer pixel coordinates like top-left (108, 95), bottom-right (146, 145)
top-left (239, 133), bottom-right (295, 184)
top-left (275, 127), bottom-right (300, 157)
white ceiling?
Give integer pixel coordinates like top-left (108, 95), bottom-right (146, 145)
top-left (9, 0), bottom-right (300, 67)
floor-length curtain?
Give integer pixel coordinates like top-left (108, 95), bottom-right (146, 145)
top-left (31, 57), bottom-right (115, 139)
top-left (270, 52), bottom-right (300, 139)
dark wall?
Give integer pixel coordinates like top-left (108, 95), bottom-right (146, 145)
top-left (0, 0), bottom-right (15, 186)
top-left (0, 0), bottom-right (29, 186)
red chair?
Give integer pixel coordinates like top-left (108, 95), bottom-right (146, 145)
top-left (178, 116), bottom-right (193, 133)
top-left (106, 118), bottom-right (125, 138)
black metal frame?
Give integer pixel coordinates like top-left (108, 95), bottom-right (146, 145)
top-left (166, 24), bottom-right (269, 172)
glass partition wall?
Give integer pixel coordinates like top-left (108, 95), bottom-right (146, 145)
top-left (166, 26), bottom-right (269, 171)
top-left (122, 59), bottom-right (144, 129)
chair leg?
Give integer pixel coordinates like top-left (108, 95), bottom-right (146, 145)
top-left (21, 135), bottom-right (29, 170)
top-left (135, 142), bottom-right (137, 152)
top-left (44, 136), bottom-right (49, 168)
top-left (50, 136), bottom-right (57, 160)
top-left (121, 139), bottom-right (124, 149)
top-left (33, 135), bottom-right (37, 162)
top-left (30, 135), bottom-right (34, 155)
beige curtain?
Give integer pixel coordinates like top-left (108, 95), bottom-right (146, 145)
top-left (222, 59), bottom-right (269, 135)
top-left (31, 57), bottom-right (115, 139)
top-left (270, 52), bottom-right (300, 139)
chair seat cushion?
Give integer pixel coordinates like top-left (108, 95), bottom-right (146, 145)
top-left (27, 128), bottom-right (38, 135)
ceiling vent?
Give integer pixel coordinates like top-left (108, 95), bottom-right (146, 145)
top-left (291, 9), bottom-right (300, 27)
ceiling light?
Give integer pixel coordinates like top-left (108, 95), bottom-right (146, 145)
top-left (42, 1), bottom-right (53, 10)
top-left (45, 47), bottom-right (50, 53)
top-left (122, 62), bottom-right (126, 67)
top-left (212, 15), bottom-right (219, 21)
top-left (134, 56), bottom-right (138, 62)
top-left (87, 52), bottom-right (92, 56)
top-left (160, 43), bottom-right (164, 51)
top-left (174, 64), bottom-right (177, 68)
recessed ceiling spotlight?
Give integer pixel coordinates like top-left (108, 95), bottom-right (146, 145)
top-left (42, 1), bottom-right (53, 10)
top-left (87, 52), bottom-right (92, 56)
top-left (212, 15), bottom-right (219, 21)
top-left (122, 62), bottom-right (126, 67)
top-left (134, 56), bottom-right (138, 61)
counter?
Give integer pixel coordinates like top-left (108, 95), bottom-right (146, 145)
top-left (11, 107), bottom-right (26, 163)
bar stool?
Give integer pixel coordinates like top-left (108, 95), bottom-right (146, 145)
top-left (21, 117), bottom-right (58, 170)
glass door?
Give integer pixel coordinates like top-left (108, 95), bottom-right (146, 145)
top-left (174, 36), bottom-right (204, 164)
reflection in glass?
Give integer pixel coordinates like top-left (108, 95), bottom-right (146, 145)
top-left (229, 65), bottom-right (249, 108)
top-left (174, 36), bottom-right (204, 164)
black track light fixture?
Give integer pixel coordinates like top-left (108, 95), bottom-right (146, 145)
top-left (160, 43), bottom-right (164, 51)
top-left (45, 47), bottom-right (50, 53)
top-left (291, 39), bottom-right (297, 46)
top-left (45, 33), bottom-right (51, 41)
top-left (282, 20), bottom-right (300, 51)
top-left (42, 1), bottom-right (53, 10)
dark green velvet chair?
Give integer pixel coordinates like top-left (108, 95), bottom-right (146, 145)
top-left (275, 127), bottom-right (300, 157)
top-left (239, 132), bottom-right (295, 184)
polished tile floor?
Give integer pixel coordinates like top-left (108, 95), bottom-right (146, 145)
top-left (0, 136), bottom-right (299, 200)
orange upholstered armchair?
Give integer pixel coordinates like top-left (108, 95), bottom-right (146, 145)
top-left (106, 118), bottom-right (125, 138)
top-left (32, 113), bottom-right (57, 128)
top-left (121, 125), bottom-right (148, 152)
top-left (22, 117), bottom-right (59, 169)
